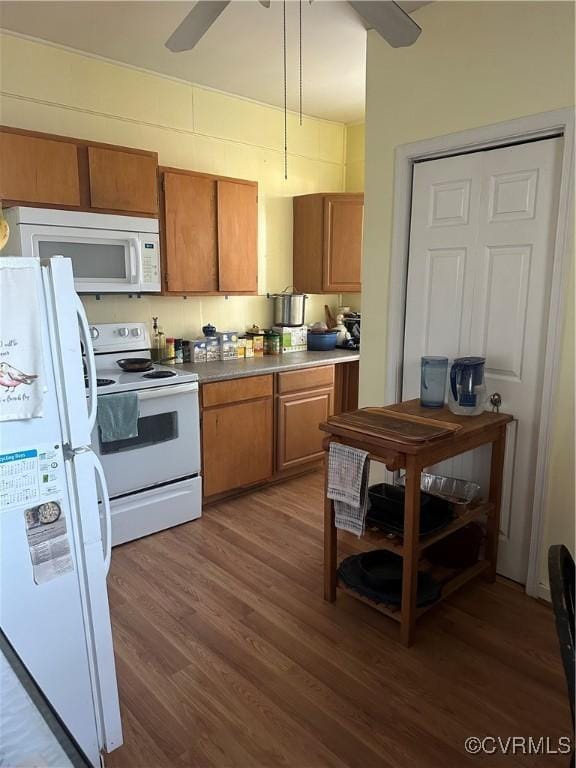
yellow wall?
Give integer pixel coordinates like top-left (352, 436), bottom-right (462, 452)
top-left (345, 122), bottom-right (365, 192)
top-left (361, 0), bottom-right (575, 592)
top-left (0, 31), bottom-right (356, 334)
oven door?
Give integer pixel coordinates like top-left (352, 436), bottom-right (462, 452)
top-left (21, 224), bottom-right (160, 294)
top-left (92, 382), bottom-right (200, 497)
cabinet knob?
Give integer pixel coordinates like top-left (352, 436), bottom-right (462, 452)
top-left (490, 392), bottom-right (502, 413)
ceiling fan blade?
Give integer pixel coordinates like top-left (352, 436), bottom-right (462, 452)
top-left (165, 1), bottom-right (231, 52)
top-left (348, 1), bottom-right (421, 47)
top-left (258, 0), bottom-right (271, 7)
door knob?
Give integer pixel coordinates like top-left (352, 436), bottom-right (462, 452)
top-left (490, 392), bottom-right (502, 413)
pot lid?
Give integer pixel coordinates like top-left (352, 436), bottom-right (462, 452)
top-left (268, 285), bottom-right (308, 298)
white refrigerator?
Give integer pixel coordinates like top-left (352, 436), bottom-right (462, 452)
top-left (0, 256), bottom-right (122, 766)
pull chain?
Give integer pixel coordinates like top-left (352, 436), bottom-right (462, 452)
top-left (299, 0), bottom-right (302, 125)
top-left (283, 0), bottom-right (288, 180)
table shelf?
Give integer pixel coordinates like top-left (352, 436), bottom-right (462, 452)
top-left (417, 559), bottom-right (490, 617)
top-left (363, 499), bottom-right (494, 557)
top-left (337, 559), bottom-right (491, 622)
top-left (337, 580), bottom-right (403, 621)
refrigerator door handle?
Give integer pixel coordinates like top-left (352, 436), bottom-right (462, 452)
top-left (92, 454), bottom-right (112, 574)
top-left (76, 294), bottom-right (97, 433)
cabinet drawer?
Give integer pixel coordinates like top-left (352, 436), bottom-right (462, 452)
top-left (277, 365), bottom-right (335, 394)
top-left (202, 374), bottom-right (273, 408)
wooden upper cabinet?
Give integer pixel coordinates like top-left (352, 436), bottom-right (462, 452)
top-left (293, 193), bottom-right (364, 293)
top-left (324, 195), bottom-right (363, 291)
top-left (217, 180), bottom-right (258, 294)
top-left (160, 168), bottom-right (258, 295)
top-left (0, 130), bottom-right (80, 207)
top-left (163, 172), bottom-right (218, 293)
top-left (88, 146), bottom-right (158, 214)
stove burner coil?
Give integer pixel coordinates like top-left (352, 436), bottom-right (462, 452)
top-left (85, 377), bottom-right (116, 388)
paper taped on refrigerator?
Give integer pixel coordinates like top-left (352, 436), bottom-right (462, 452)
top-left (0, 259), bottom-right (45, 421)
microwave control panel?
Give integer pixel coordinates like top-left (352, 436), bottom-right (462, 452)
top-left (140, 234), bottom-right (161, 291)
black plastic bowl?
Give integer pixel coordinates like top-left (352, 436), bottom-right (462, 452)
top-left (358, 550), bottom-right (403, 591)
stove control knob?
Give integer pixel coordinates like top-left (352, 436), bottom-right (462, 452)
top-left (131, 328), bottom-right (142, 337)
top-left (89, 327), bottom-right (99, 340)
top-left (118, 327), bottom-right (129, 337)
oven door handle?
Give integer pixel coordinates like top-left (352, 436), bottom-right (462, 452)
top-left (137, 382), bottom-right (198, 400)
top-left (92, 453), bottom-right (113, 575)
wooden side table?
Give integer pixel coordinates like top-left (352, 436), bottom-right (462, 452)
top-left (320, 399), bottom-right (513, 646)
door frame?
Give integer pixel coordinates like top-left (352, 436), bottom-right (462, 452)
top-left (385, 108), bottom-right (574, 599)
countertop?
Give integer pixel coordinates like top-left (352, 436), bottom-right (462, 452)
top-left (179, 349), bottom-right (360, 383)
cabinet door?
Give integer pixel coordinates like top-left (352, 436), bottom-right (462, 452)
top-left (277, 387), bottom-right (334, 471)
top-left (0, 131), bottom-right (80, 207)
top-left (217, 180), bottom-right (258, 294)
top-left (88, 146), bottom-right (158, 214)
top-left (202, 399), bottom-right (273, 497)
top-left (163, 172), bottom-right (218, 293)
top-left (323, 195), bottom-right (364, 292)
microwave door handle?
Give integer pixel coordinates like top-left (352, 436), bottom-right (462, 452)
top-left (92, 453), bottom-right (113, 574)
top-left (128, 238), bottom-right (142, 286)
top-left (75, 295), bottom-right (98, 433)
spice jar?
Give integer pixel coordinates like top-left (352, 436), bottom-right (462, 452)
top-left (165, 337), bottom-right (175, 363)
top-left (174, 338), bottom-right (183, 364)
top-left (264, 331), bottom-right (280, 355)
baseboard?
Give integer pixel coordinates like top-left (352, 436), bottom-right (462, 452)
top-left (536, 583), bottom-right (551, 603)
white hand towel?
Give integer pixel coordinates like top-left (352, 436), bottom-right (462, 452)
top-left (0, 260), bottom-right (45, 421)
top-left (327, 443), bottom-right (370, 537)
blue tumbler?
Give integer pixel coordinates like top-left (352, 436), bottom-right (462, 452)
top-left (420, 356), bottom-right (448, 408)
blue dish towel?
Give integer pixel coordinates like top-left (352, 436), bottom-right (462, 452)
top-left (97, 392), bottom-right (139, 443)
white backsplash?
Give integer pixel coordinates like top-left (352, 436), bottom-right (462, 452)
top-left (81, 294), bottom-right (359, 339)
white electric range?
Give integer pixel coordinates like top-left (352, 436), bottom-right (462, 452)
top-left (87, 323), bottom-right (201, 546)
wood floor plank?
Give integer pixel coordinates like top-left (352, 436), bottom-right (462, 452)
top-left (104, 471), bottom-right (572, 768)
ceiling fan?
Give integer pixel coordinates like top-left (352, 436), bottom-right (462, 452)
top-left (165, 0), bottom-right (422, 53)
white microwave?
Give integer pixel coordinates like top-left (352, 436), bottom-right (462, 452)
top-left (4, 207), bottom-right (161, 294)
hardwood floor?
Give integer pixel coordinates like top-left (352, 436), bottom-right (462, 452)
top-left (105, 472), bottom-right (571, 768)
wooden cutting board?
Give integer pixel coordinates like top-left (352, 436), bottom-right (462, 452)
top-left (326, 407), bottom-right (461, 443)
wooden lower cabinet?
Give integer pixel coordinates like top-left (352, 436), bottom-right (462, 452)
top-left (201, 362), bottom-right (356, 501)
top-left (277, 387), bottom-right (334, 471)
top-left (201, 376), bottom-right (274, 498)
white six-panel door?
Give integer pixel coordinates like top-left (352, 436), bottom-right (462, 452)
top-left (402, 138), bottom-right (563, 582)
